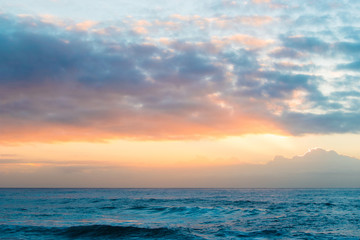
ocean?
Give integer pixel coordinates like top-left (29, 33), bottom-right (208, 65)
top-left (0, 188), bottom-right (359, 239)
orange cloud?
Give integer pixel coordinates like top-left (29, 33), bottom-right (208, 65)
top-left (239, 16), bottom-right (273, 26)
top-left (132, 20), bottom-right (152, 34)
top-left (66, 20), bottom-right (97, 31)
top-left (0, 98), bottom-right (286, 144)
top-left (154, 20), bottom-right (181, 30)
top-left (75, 20), bottom-right (97, 31)
top-left (212, 34), bottom-right (274, 49)
top-left (227, 34), bottom-right (274, 47)
top-left (38, 14), bottom-right (66, 27)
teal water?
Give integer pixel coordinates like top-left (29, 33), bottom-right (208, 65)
top-left (0, 188), bottom-right (359, 239)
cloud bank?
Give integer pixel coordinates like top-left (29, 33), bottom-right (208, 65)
top-left (1, 0), bottom-right (360, 142)
top-left (1, 148), bottom-right (359, 187)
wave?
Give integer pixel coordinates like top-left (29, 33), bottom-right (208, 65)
top-left (128, 205), bottom-right (215, 215)
top-left (0, 224), bottom-right (192, 239)
top-left (229, 199), bottom-right (269, 206)
top-left (60, 225), bottom-right (186, 238)
top-left (296, 202), bottom-right (336, 207)
top-left (99, 206), bottom-right (117, 210)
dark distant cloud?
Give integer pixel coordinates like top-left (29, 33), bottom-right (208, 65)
top-left (1, 148), bottom-right (360, 188)
top-left (0, 154), bottom-right (17, 157)
top-left (0, 159), bottom-right (23, 164)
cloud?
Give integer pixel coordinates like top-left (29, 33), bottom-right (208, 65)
top-left (66, 20), bottom-right (97, 31)
top-left (1, 148), bottom-right (359, 187)
top-left (252, 0), bottom-right (271, 4)
top-left (282, 36), bottom-right (329, 54)
top-left (281, 112), bottom-right (360, 134)
top-left (261, 148), bottom-right (360, 187)
top-left (0, 159), bottom-right (24, 164)
top-left (0, 15), bottom-right (281, 142)
top-left (273, 61), bottom-right (313, 71)
top-left (338, 26), bottom-right (360, 41)
top-left (0, 154), bottom-right (17, 157)
top-left (337, 60), bottom-right (360, 72)
top-left (268, 47), bottom-right (305, 59)
top-left (212, 34), bottom-right (274, 48)
top-left (1, 7), bottom-right (360, 143)
top-left (335, 42), bottom-right (360, 59)
top-left (166, 14), bottom-right (274, 33)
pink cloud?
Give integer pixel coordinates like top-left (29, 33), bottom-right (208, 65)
top-left (212, 34), bottom-right (274, 49)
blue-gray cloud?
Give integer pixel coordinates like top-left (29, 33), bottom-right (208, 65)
top-left (268, 47), bottom-right (304, 59)
top-left (281, 112), bottom-right (360, 135)
top-left (1, 6), bottom-right (360, 142)
top-left (282, 36), bottom-right (330, 54)
top-left (337, 60), bottom-right (360, 72)
top-left (335, 42), bottom-right (360, 55)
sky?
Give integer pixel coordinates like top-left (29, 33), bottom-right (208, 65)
top-left (1, 0), bottom-right (360, 187)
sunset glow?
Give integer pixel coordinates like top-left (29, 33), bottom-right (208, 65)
top-left (1, 0), bottom-right (360, 187)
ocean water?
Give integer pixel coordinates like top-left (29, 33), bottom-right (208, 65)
top-left (0, 189), bottom-right (359, 239)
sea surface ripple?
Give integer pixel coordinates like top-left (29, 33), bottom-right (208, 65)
top-left (0, 188), bottom-right (359, 239)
